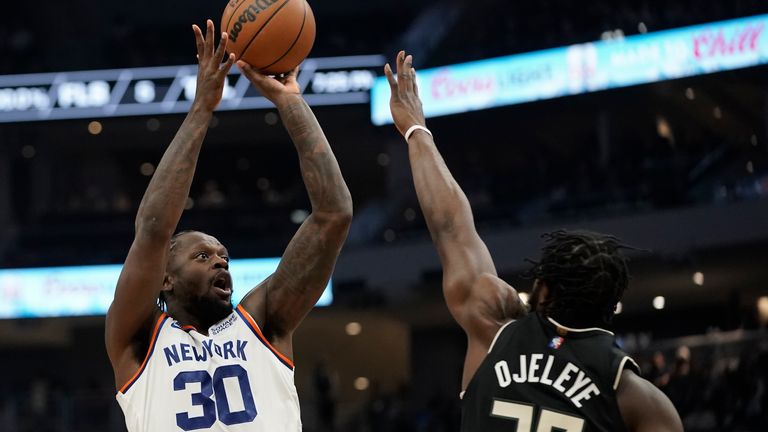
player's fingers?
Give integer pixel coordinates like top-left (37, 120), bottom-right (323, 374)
top-left (214, 32), bottom-right (229, 64)
top-left (236, 60), bottom-right (254, 77)
top-left (237, 60), bottom-right (264, 84)
top-left (412, 67), bottom-right (420, 98)
top-left (276, 67), bottom-right (298, 86)
top-left (396, 51), bottom-right (408, 97)
top-left (396, 50), bottom-right (405, 76)
top-left (204, 19), bottom-right (215, 56)
top-left (403, 54), bottom-right (415, 94)
top-left (283, 73), bottom-right (297, 86)
top-left (192, 25), bottom-right (205, 58)
top-left (286, 66), bottom-right (300, 79)
top-left (384, 64), bottom-right (398, 95)
top-left (220, 53), bottom-right (236, 74)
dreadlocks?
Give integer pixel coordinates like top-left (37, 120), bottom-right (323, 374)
top-left (526, 230), bottom-right (632, 328)
top-left (157, 230), bottom-right (199, 311)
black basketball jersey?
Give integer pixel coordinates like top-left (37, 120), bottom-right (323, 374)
top-left (460, 312), bottom-right (639, 432)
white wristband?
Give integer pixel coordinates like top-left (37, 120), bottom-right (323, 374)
top-left (404, 125), bottom-right (432, 142)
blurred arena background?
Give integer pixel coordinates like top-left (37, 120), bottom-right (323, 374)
top-left (1, 0), bottom-right (768, 431)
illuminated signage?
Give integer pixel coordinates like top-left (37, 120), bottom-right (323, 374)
top-left (0, 55), bottom-right (384, 123)
top-left (371, 14), bottom-right (768, 124)
top-left (0, 258), bottom-right (332, 319)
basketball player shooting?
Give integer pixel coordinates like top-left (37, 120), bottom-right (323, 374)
top-left (384, 51), bottom-right (683, 432)
top-left (105, 20), bottom-right (352, 431)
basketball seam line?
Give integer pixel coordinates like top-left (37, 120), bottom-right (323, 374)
top-left (258, 0), bottom-right (308, 71)
top-left (240, 0), bottom-right (294, 65)
top-left (224, 0), bottom-right (252, 31)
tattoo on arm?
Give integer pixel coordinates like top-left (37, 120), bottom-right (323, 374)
top-left (251, 98), bottom-right (351, 338)
top-left (277, 99), bottom-right (352, 215)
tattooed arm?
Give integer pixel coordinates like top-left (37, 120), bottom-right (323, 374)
top-left (105, 21), bottom-right (234, 389)
top-left (237, 63), bottom-right (353, 359)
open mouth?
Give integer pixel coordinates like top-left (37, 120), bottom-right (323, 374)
top-left (212, 275), bottom-right (231, 293)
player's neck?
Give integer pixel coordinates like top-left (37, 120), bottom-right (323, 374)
top-left (544, 312), bottom-right (608, 331)
top-left (166, 305), bottom-right (216, 335)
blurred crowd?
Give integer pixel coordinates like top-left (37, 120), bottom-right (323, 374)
top-left (635, 336), bottom-right (768, 431)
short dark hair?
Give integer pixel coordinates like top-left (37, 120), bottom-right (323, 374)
top-left (170, 230), bottom-right (199, 254)
top-left (158, 230), bottom-right (200, 311)
top-left (526, 230), bottom-right (632, 327)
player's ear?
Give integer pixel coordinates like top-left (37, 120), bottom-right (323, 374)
top-left (162, 273), bottom-right (174, 293)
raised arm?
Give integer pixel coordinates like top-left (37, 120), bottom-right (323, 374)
top-left (105, 21), bottom-right (235, 388)
top-left (236, 63), bottom-right (353, 358)
top-left (385, 51), bottom-right (524, 387)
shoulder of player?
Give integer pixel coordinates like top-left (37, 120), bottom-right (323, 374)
top-left (236, 279), bottom-right (269, 329)
top-left (616, 369), bottom-right (683, 432)
top-left (129, 309), bottom-right (168, 359)
top-left (111, 309), bottom-right (168, 392)
top-left (469, 274), bottom-right (527, 321)
top-left (460, 274), bottom-right (526, 346)
top-left (106, 307), bottom-right (163, 359)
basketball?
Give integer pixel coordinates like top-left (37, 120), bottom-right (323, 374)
top-left (221, 0), bottom-right (316, 75)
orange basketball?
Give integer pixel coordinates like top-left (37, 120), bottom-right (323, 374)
top-left (221, 0), bottom-right (316, 75)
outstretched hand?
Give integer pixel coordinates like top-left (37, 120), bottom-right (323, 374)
top-left (192, 19), bottom-right (236, 111)
top-left (384, 50), bottom-right (427, 138)
top-left (237, 61), bottom-right (302, 108)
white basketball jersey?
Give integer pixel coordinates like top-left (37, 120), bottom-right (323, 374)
top-left (116, 304), bottom-right (301, 432)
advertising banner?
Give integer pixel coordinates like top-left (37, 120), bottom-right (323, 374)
top-left (371, 14), bottom-right (768, 124)
top-left (0, 258), bottom-right (332, 319)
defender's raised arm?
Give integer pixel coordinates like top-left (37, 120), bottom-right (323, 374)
top-left (384, 51), bottom-right (524, 388)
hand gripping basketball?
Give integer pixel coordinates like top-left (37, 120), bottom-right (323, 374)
top-left (237, 61), bottom-right (301, 108)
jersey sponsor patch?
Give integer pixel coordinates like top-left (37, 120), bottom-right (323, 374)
top-left (210, 312), bottom-right (238, 335)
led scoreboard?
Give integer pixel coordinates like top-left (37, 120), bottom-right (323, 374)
top-left (0, 55), bottom-right (384, 123)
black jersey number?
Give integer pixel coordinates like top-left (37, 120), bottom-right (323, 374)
top-left (491, 399), bottom-right (585, 432)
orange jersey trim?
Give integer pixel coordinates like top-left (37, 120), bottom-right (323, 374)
top-left (236, 304), bottom-right (295, 370)
top-left (119, 312), bottom-right (168, 394)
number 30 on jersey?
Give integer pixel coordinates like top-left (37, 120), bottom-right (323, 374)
top-left (174, 364), bottom-right (257, 430)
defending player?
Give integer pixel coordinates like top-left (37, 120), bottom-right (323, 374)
top-left (384, 50), bottom-right (683, 432)
top-left (105, 21), bottom-right (352, 431)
